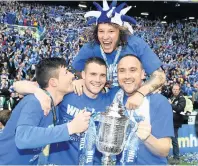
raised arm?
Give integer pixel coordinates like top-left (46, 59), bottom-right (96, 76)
top-left (140, 68), bottom-right (165, 94)
top-left (126, 68), bottom-right (165, 110)
top-left (15, 110), bottom-right (91, 149)
top-left (13, 81), bottom-right (39, 95)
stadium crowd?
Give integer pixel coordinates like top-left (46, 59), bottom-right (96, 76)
top-left (0, 0), bottom-right (197, 165)
top-left (0, 1), bottom-right (197, 111)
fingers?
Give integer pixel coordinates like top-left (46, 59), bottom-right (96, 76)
top-left (72, 80), bottom-right (84, 96)
top-left (125, 102), bottom-right (138, 110)
top-left (83, 111), bottom-right (91, 116)
top-left (136, 121), bottom-right (151, 141)
top-left (125, 92), bottom-right (144, 110)
top-left (77, 110), bottom-right (91, 119)
top-left (43, 107), bottom-right (51, 116)
top-left (73, 83), bottom-right (77, 94)
top-left (76, 85), bottom-right (83, 96)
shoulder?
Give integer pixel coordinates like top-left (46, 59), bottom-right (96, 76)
top-left (107, 87), bottom-right (121, 103)
top-left (60, 93), bottom-right (77, 105)
top-left (127, 35), bottom-right (146, 45)
top-left (13, 94), bottom-right (43, 119)
top-left (149, 93), bottom-right (171, 109)
top-left (97, 92), bottom-right (111, 102)
top-left (178, 94), bottom-right (185, 100)
top-left (20, 94), bottom-right (41, 107)
top-left (80, 42), bottom-right (97, 50)
top-left (149, 94), bottom-right (173, 121)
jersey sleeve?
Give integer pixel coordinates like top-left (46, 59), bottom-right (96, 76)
top-left (72, 43), bottom-right (94, 71)
top-left (15, 99), bottom-right (70, 149)
top-left (129, 36), bottom-right (162, 75)
top-left (150, 94), bottom-right (174, 138)
top-left (17, 99), bottom-right (43, 126)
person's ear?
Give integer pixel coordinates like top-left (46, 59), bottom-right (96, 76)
top-left (0, 122), bottom-right (3, 129)
top-left (82, 70), bottom-right (85, 80)
top-left (48, 78), bottom-right (58, 87)
top-left (141, 69), bottom-right (145, 80)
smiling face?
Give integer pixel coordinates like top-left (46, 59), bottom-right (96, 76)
top-left (97, 23), bottom-right (120, 54)
top-left (117, 56), bottom-right (145, 96)
top-left (82, 62), bottom-right (107, 98)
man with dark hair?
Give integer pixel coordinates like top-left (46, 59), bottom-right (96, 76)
top-left (72, 0), bottom-right (166, 110)
top-left (47, 57), bottom-right (110, 165)
top-left (13, 57), bottom-right (110, 165)
top-left (0, 109), bottom-right (11, 130)
top-left (12, 54), bottom-right (173, 165)
top-left (169, 84), bottom-right (186, 165)
top-left (0, 58), bottom-right (91, 165)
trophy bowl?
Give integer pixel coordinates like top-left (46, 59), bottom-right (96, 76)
top-left (95, 102), bottom-right (129, 165)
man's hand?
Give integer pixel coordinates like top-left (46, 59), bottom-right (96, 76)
top-left (72, 79), bottom-right (85, 96)
top-left (136, 121), bottom-right (151, 142)
top-left (34, 88), bottom-right (51, 116)
top-left (125, 91), bottom-right (144, 110)
top-left (67, 110), bottom-right (91, 135)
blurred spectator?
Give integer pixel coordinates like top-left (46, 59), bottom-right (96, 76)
top-left (6, 92), bottom-right (18, 111)
top-left (169, 84), bottom-right (186, 165)
top-left (0, 109), bottom-right (11, 131)
top-left (161, 81), bottom-right (172, 98)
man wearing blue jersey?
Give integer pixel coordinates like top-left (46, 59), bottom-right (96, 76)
top-left (13, 55), bottom-right (173, 165)
top-left (48, 57), bottom-right (111, 165)
top-left (108, 55), bottom-right (174, 165)
top-left (49, 55), bottom-right (173, 165)
top-left (13, 57), bottom-right (110, 165)
top-left (0, 58), bottom-right (91, 165)
top-left (72, 0), bottom-right (166, 110)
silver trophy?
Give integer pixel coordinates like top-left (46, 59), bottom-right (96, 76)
top-left (96, 102), bottom-right (129, 165)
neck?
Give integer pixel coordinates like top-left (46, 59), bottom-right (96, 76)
top-left (45, 88), bottom-right (64, 106)
top-left (83, 86), bottom-right (98, 99)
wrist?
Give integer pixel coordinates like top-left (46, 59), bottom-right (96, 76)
top-left (136, 90), bottom-right (145, 97)
top-left (33, 86), bottom-right (42, 94)
top-left (142, 134), bottom-right (151, 143)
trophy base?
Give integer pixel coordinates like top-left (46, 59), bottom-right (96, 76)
top-left (102, 156), bottom-right (116, 166)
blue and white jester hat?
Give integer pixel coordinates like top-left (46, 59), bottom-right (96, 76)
top-left (84, 0), bottom-right (137, 34)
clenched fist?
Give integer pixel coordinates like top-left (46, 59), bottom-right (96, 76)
top-left (67, 110), bottom-right (91, 135)
top-left (136, 121), bottom-right (151, 142)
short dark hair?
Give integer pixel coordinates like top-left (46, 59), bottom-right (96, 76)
top-left (172, 83), bottom-right (181, 90)
top-left (84, 57), bottom-right (107, 71)
top-left (36, 58), bottom-right (67, 89)
top-left (0, 109), bottom-right (11, 126)
top-left (118, 54), bottom-right (143, 69)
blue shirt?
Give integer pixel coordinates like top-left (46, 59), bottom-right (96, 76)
top-left (0, 95), bottom-right (70, 165)
top-left (72, 35), bottom-right (162, 86)
top-left (48, 92), bottom-right (111, 165)
top-left (108, 88), bottom-right (174, 165)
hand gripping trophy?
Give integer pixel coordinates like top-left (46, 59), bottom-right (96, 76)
top-left (79, 90), bottom-right (140, 165)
